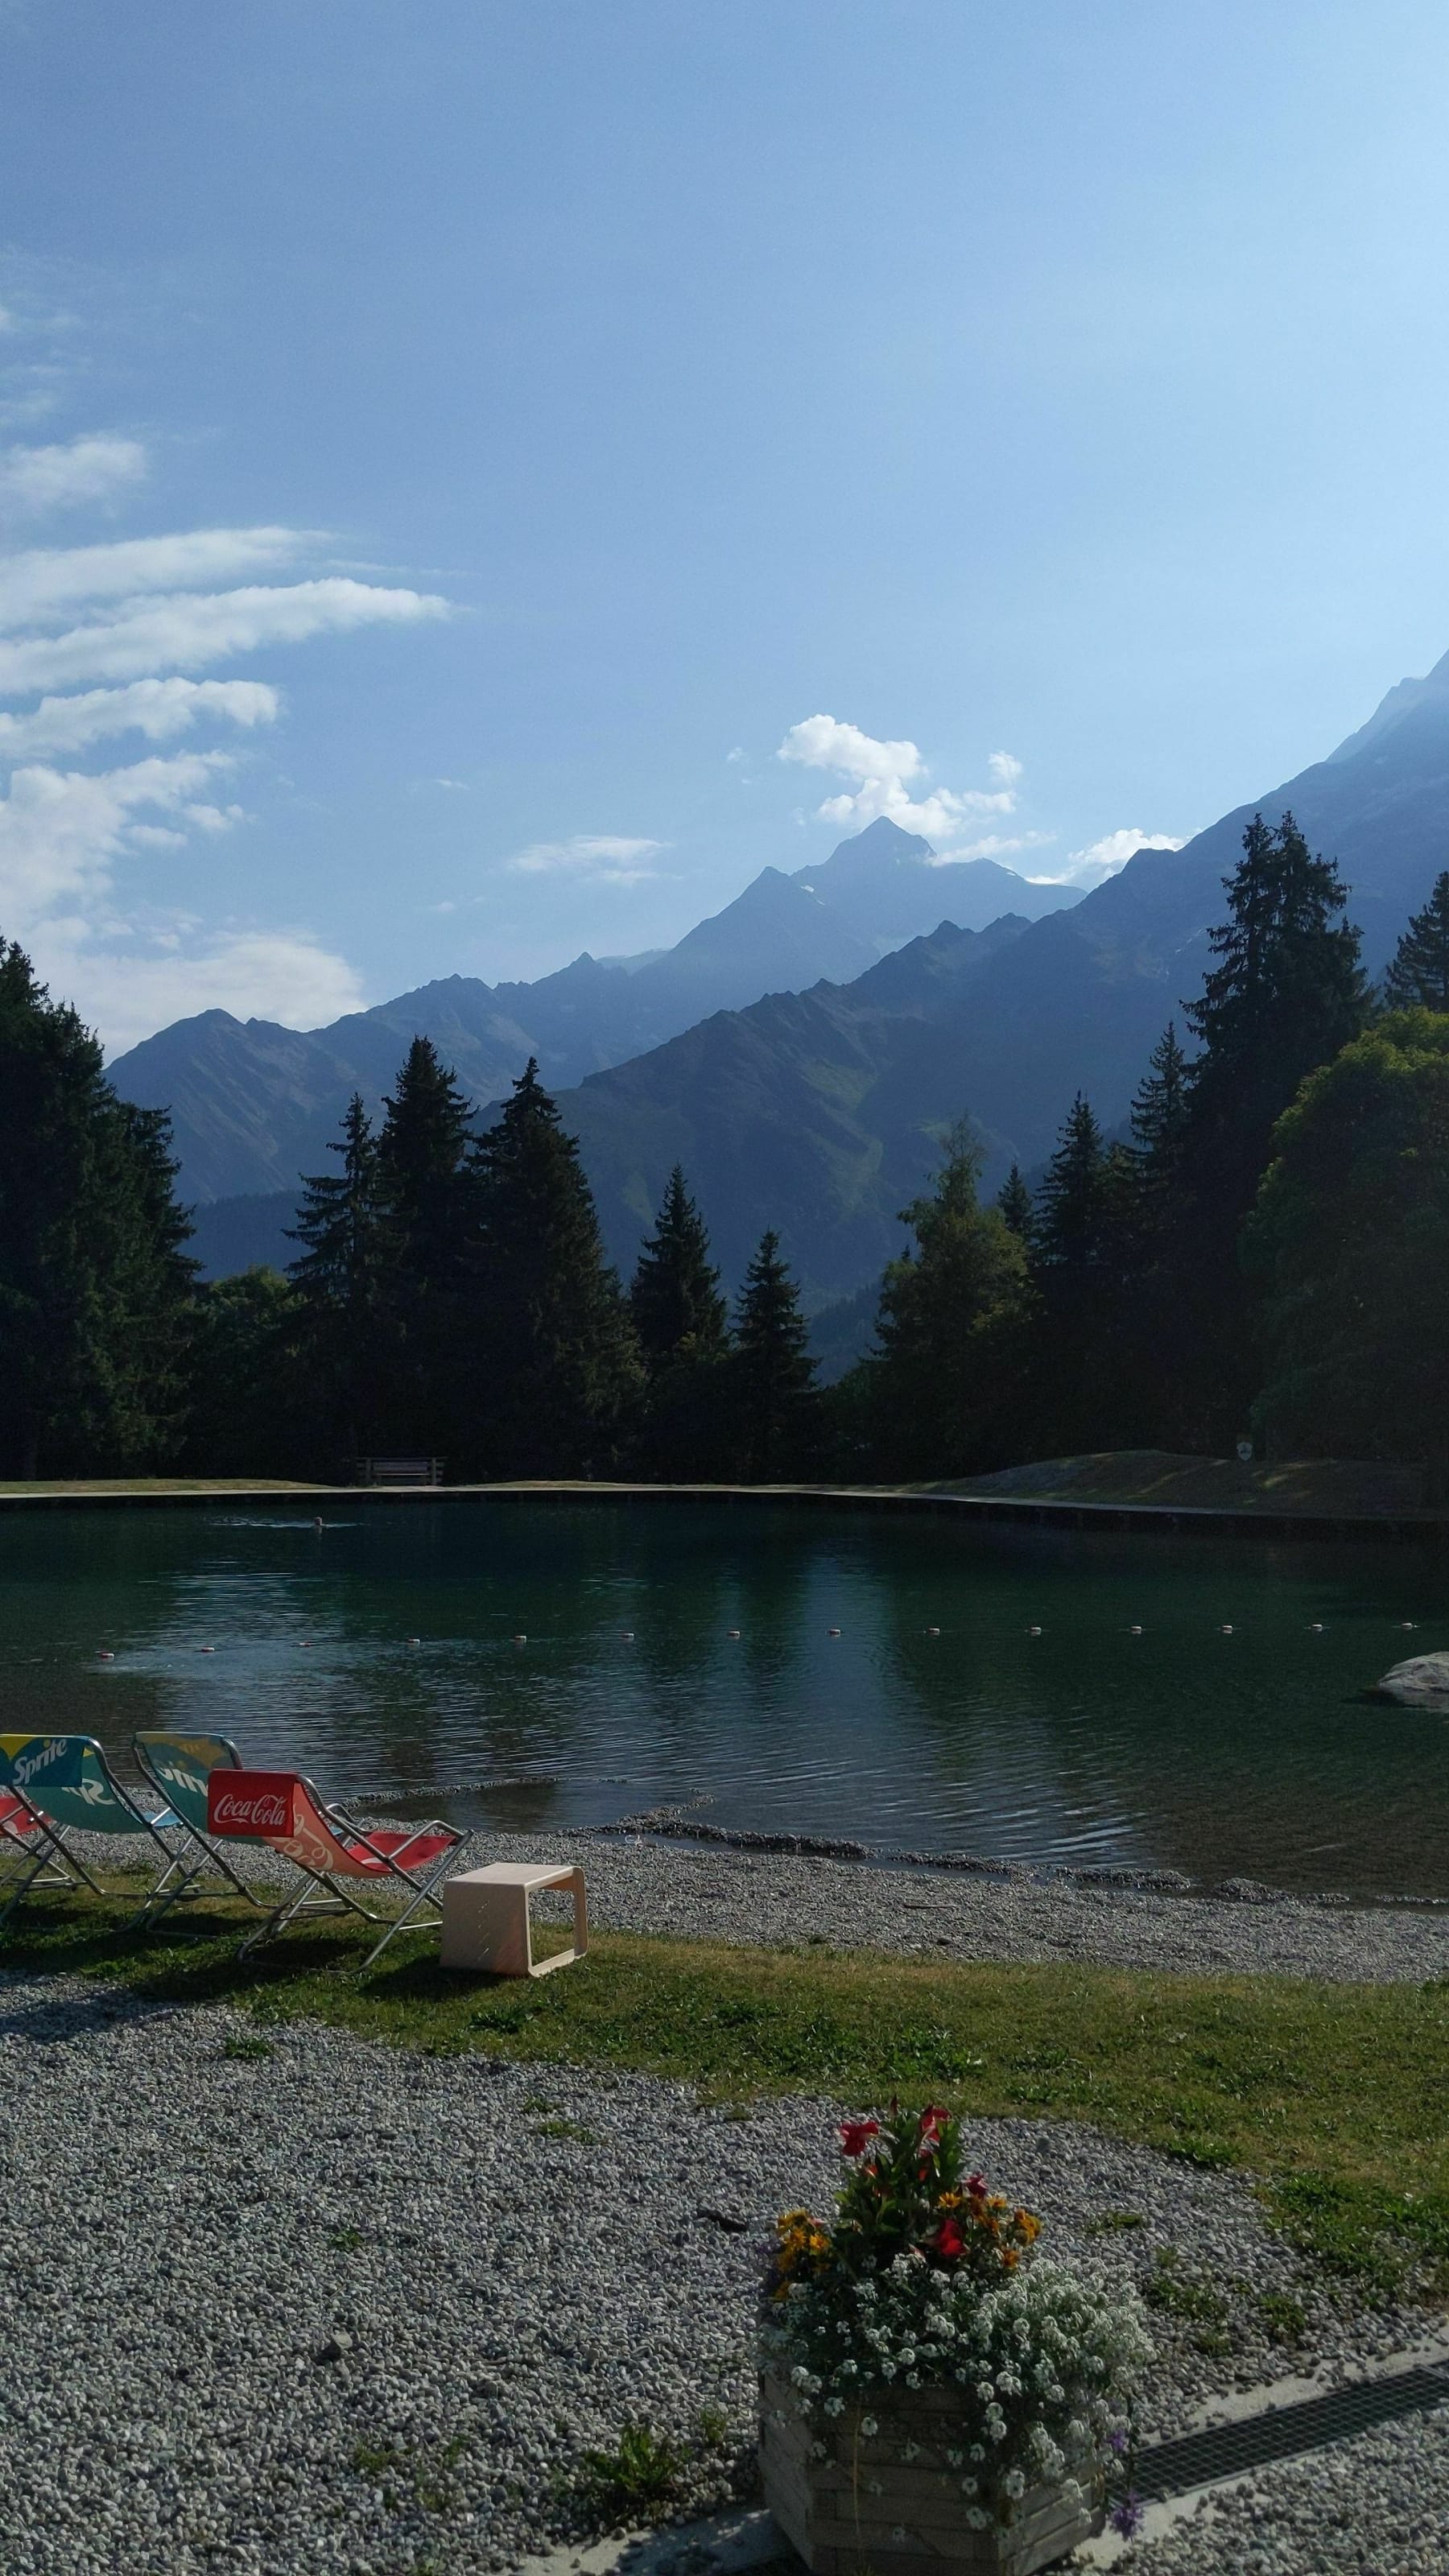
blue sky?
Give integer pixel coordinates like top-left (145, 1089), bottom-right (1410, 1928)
top-left (2, 1), bottom-right (1449, 1051)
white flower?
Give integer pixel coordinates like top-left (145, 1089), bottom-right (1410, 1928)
top-left (1002, 2470), bottom-right (1026, 2500)
top-left (965, 2506), bottom-right (990, 2530)
top-left (861, 2417), bottom-right (878, 2438)
top-left (824, 2397), bottom-right (844, 2417)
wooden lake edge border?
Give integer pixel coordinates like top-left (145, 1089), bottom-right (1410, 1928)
top-left (0, 1476), bottom-right (1447, 1543)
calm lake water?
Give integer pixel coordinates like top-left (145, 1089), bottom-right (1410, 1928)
top-left (4, 1498), bottom-right (1449, 1901)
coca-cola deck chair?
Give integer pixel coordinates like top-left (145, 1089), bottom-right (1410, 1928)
top-left (208, 1770), bottom-right (465, 1967)
top-left (0, 1732), bottom-right (181, 1929)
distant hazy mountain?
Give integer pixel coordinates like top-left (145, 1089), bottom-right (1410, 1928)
top-left (544, 648), bottom-right (1449, 1302)
top-left (111, 818), bottom-right (1080, 1204)
top-left (166, 646), bottom-right (1449, 1294)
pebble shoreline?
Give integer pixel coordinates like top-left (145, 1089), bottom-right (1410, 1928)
top-left (6, 1829), bottom-right (1447, 2573)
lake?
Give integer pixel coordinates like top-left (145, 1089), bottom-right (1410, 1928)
top-left (3, 1496), bottom-right (1447, 1901)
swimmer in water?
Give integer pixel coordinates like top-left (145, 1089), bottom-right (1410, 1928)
top-left (312, 1516), bottom-right (324, 1532)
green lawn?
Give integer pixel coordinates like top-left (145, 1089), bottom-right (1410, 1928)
top-left (9, 1885), bottom-right (1448, 2298)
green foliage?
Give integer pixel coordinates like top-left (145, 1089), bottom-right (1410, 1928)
top-left (630, 1164), bottom-right (732, 1476)
top-left (288, 1092), bottom-right (385, 1457)
top-left (375, 1038), bottom-right (477, 1447)
top-left (1384, 868), bottom-right (1449, 1011)
top-left (994, 1160), bottom-right (1034, 1240)
top-left (729, 1228), bottom-right (820, 1480)
top-left (1245, 1011), bottom-right (1449, 1465)
top-left (468, 1059), bottom-right (641, 1475)
top-left (576, 2421), bottom-right (683, 2521)
top-left (868, 1126), bottom-right (1032, 1477)
top-left (182, 1269), bottom-right (305, 1477)
top-left (0, 938), bottom-right (195, 1476)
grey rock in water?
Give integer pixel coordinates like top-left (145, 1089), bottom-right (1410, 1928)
top-left (1375, 1650), bottom-right (1449, 1702)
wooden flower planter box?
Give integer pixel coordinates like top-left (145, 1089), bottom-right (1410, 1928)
top-left (759, 2372), bottom-right (1094, 2576)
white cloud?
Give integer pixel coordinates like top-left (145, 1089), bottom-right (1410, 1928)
top-left (0, 676), bottom-right (279, 758)
top-left (0, 576), bottom-right (450, 695)
top-left (31, 924), bottom-right (368, 1059)
top-left (508, 833), bottom-right (667, 883)
top-left (0, 433), bottom-right (147, 517)
top-left (932, 829), bottom-right (1056, 866)
top-left (1033, 827), bottom-right (1186, 888)
top-left (0, 750), bottom-right (241, 928)
top-left (778, 714), bottom-right (1024, 845)
top-left (0, 526), bottom-right (309, 628)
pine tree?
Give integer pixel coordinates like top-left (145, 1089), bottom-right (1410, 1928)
top-left (374, 1038), bottom-right (476, 1447)
top-left (0, 939), bottom-right (195, 1476)
top-left (1033, 1095), bottom-right (1109, 1273)
top-left (630, 1165), bottom-right (727, 1365)
top-left (731, 1229), bottom-right (819, 1481)
top-left (1130, 1021), bottom-right (1191, 1181)
top-left (1183, 810), bottom-right (1366, 1208)
top-left (1385, 871), bottom-right (1449, 1011)
top-left (870, 1128), bottom-right (1032, 1476)
top-left (468, 1059), bottom-right (640, 1475)
top-left (288, 1093), bottom-right (383, 1459)
top-left (995, 1162), bottom-right (1034, 1240)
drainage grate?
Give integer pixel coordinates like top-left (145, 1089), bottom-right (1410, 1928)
top-left (1133, 2363), bottom-right (1449, 2500)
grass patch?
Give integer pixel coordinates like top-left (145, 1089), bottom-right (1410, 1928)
top-left (220, 2031), bottom-right (273, 2060)
top-left (577, 2421), bottom-right (683, 2521)
top-left (8, 1885), bottom-right (1448, 2298)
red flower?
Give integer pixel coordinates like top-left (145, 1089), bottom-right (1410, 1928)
top-left (839, 2118), bottom-right (881, 2158)
top-left (934, 2215), bottom-right (965, 2259)
top-left (917, 2105), bottom-right (951, 2145)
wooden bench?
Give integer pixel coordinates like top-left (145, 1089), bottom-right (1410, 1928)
top-left (353, 1456), bottom-right (446, 1488)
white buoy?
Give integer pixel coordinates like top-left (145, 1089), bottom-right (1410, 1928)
top-left (301, 1640), bottom-right (312, 1648)
top-left (1027, 1625), bottom-right (1042, 1637)
top-left (1220, 1624), bottom-right (1234, 1635)
top-left (407, 1635), bottom-right (422, 1646)
top-left (1309, 1622), bottom-right (1324, 1633)
top-left (510, 1633), bottom-right (526, 1645)
top-left (1402, 1621), bottom-right (1417, 1630)
top-left (727, 1628), bottom-right (741, 1639)
top-left (97, 1649), bottom-right (114, 1661)
top-left (828, 1626), bottom-right (841, 1637)
top-left (926, 1625), bottom-right (940, 1636)
top-left (1129, 1624), bottom-right (1143, 1636)
top-left (621, 1630), bottom-right (634, 1641)
top-left (199, 1645), bottom-right (216, 1655)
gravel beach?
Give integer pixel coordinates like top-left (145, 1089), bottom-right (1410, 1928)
top-left (7, 1828), bottom-right (1447, 2573)
top-left (2, 1960), bottom-right (1441, 2576)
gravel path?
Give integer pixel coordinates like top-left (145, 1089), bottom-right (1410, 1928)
top-left (66, 1818), bottom-right (1449, 1982)
top-left (1121, 2403), bottom-right (1449, 2576)
top-left (2, 1971), bottom-right (1435, 2575)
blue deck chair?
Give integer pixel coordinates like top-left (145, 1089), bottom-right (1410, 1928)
top-left (132, 1731), bottom-right (268, 1914)
top-left (0, 1733), bottom-right (184, 1930)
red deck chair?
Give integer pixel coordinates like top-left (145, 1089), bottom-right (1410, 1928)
top-left (207, 1770), bottom-right (465, 1967)
top-left (0, 1783), bottom-right (97, 1929)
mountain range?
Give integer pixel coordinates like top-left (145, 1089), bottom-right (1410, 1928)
top-left (110, 825), bottom-right (1079, 1205)
top-left (114, 646), bottom-right (1449, 1309)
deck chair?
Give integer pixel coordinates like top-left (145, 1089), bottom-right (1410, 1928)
top-left (0, 1732), bottom-right (183, 1928)
top-left (207, 1769), bottom-right (465, 1967)
top-left (0, 1781), bottom-right (91, 1929)
top-left (133, 1732), bottom-right (269, 1917)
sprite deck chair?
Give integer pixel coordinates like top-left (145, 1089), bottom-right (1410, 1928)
top-left (133, 1731), bottom-right (268, 1916)
top-left (0, 1732), bottom-right (184, 1930)
top-left (207, 1769), bottom-right (465, 1967)
top-left (0, 1778), bottom-right (94, 1929)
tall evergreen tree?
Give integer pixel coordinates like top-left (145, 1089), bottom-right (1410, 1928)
top-left (288, 1093), bottom-right (384, 1459)
top-left (1166, 811), bottom-right (1367, 1442)
top-left (1183, 811), bottom-right (1366, 1211)
top-left (374, 1038), bottom-right (476, 1446)
top-left (869, 1128), bottom-right (1032, 1477)
top-left (1129, 1022), bottom-right (1192, 1200)
top-left (0, 939), bottom-right (195, 1476)
top-left (1384, 870), bottom-right (1449, 1011)
top-left (468, 1059), bottom-right (640, 1475)
top-left (630, 1165), bottom-right (727, 1364)
top-left (731, 1229), bottom-right (819, 1482)
top-left (1033, 1094), bottom-right (1110, 1274)
top-left (995, 1162), bottom-right (1034, 1240)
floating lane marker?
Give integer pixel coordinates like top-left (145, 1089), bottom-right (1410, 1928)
top-left (1027, 1624), bottom-right (1042, 1637)
top-left (1309, 1621), bottom-right (1324, 1633)
top-left (1129, 1624), bottom-right (1144, 1636)
top-left (727, 1628), bottom-right (741, 1639)
top-left (199, 1645), bottom-right (216, 1655)
top-left (510, 1633), bottom-right (526, 1645)
top-left (1220, 1624), bottom-right (1234, 1635)
top-left (1402, 1620), bottom-right (1417, 1630)
top-left (97, 1649), bottom-right (114, 1661)
top-left (828, 1626), bottom-right (841, 1637)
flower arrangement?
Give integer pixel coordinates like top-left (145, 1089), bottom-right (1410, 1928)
top-left (761, 2103), bottom-right (1151, 2537)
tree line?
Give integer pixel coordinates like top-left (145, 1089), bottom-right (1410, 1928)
top-left (3, 832), bottom-right (1449, 1484)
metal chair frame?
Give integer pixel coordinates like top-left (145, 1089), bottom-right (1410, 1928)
top-left (0, 1786), bottom-right (93, 1929)
top-left (132, 1731), bottom-right (270, 1921)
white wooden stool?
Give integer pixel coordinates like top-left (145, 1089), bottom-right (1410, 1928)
top-left (439, 1862), bottom-right (588, 1977)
